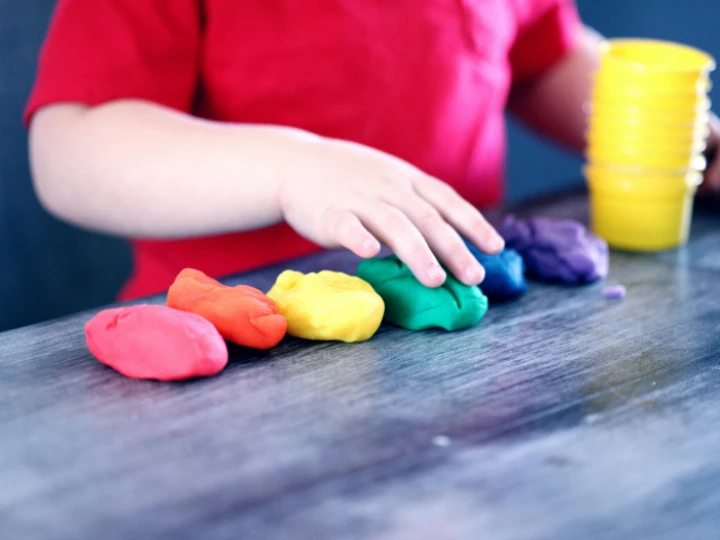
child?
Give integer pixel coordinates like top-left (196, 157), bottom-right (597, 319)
top-left (25, 0), bottom-right (720, 301)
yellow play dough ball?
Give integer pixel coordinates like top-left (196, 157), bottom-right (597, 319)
top-left (267, 270), bottom-right (385, 342)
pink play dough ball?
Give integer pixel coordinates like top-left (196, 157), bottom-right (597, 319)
top-left (85, 305), bottom-right (229, 381)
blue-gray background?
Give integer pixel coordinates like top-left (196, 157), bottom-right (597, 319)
top-left (1, 0), bottom-right (718, 330)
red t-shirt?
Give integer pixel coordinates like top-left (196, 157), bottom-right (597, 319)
top-left (25, 0), bottom-right (581, 300)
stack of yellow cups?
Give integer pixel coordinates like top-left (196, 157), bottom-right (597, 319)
top-left (584, 38), bottom-right (715, 251)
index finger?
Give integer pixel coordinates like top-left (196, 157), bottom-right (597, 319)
top-left (413, 176), bottom-right (505, 255)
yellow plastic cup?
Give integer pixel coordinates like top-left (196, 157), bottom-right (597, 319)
top-left (594, 71), bottom-right (711, 95)
top-left (588, 114), bottom-right (710, 140)
top-left (587, 145), bottom-right (706, 170)
top-left (592, 85), bottom-right (708, 109)
top-left (590, 92), bottom-right (712, 119)
top-left (584, 164), bottom-right (702, 187)
top-left (592, 89), bottom-right (711, 105)
top-left (589, 106), bottom-right (708, 128)
top-left (584, 165), bottom-right (701, 251)
top-left (599, 38), bottom-right (714, 69)
top-left (593, 68), bottom-right (711, 95)
top-left (598, 38), bottom-right (715, 91)
top-left (587, 132), bottom-right (707, 158)
top-left (587, 112), bottom-right (709, 142)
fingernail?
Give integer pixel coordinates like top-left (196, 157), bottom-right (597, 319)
top-left (491, 234), bottom-right (505, 251)
top-left (427, 264), bottom-right (445, 282)
top-left (465, 264), bottom-right (484, 284)
top-left (362, 238), bottom-right (378, 253)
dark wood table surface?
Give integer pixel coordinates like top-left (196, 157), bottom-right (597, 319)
top-left (2, 191), bottom-right (720, 540)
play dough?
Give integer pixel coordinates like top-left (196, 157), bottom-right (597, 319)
top-left (463, 240), bottom-right (526, 301)
top-left (167, 268), bottom-right (286, 349)
top-left (267, 270), bottom-right (384, 342)
top-left (356, 255), bottom-right (488, 331)
top-left (499, 215), bottom-right (609, 285)
top-left (603, 285), bottom-right (627, 299)
top-left (85, 305), bottom-right (228, 381)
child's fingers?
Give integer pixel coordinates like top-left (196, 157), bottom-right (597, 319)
top-left (704, 154), bottom-right (720, 191)
top-left (414, 176), bottom-right (504, 254)
top-left (703, 114), bottom-right (720, 190)
top-left (359, 204), bottom-right (446, 288)
top-left (393, 198), bottom-right (485, 286)
top-left (327, 210), bottom-right (381, 258)
top-left (705, 170), bottom-right (720, 192)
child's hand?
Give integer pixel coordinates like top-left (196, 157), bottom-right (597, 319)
top-left (279, 137), bottom-right (505, 288)
top-left (703, 112), bottom-right (720, 193)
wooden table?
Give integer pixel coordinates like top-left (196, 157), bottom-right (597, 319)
top-left (2, 192), bottom-right (720, 540)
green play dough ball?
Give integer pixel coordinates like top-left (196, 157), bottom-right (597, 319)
top-left (356, 255), bottom-right (488, 331)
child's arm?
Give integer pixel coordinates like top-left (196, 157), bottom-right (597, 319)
top-left (701, 114), bottom-right (720, 192)
top-left (507, 25), bottom-right (602, 152)
top-left (30, 100), bottom-right (504, 288)
top-left (509, 24), bottom-right (720, 193)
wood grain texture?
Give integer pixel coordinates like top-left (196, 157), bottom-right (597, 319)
top-left (1, 191), bottom-right (720, 540)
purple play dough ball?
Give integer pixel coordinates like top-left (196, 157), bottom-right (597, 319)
top-left (499, 215), bottom-right (609, 285)
top-left (603, 285), bottom-right (626, 299)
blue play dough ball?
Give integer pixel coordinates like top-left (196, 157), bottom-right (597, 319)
top-left (463, 240), bottom-right (527, 301)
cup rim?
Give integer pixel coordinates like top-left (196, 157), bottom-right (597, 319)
top-left (588, 129), bottom-right (708, 143)
top-left (589, 121), bottom-right (709, 134)
top-left (584, 169), bottom-right (702, 198)
top-left (595, 68), bottom-right (712, 85)
top-left (587, 152), bottom-right (706, 169)
top-left (587, 181), bottom-right (699, 199)
top-left (593, 72), bottom-right (711, 90)
top-left (588, 110), bottom-right (710, 127)
top-left (592, 85), bottom-right (709, 102)
top-left (590, 93), bottom-right (711, 109)
top-left (587, 141), bottom-right (707, 157)
top-left (599, 38), bottom-right (716, 75)
top-left (589, 115), bottom-right (710, 131)
top-left (583, 163), bottom-right (704, 179)
top-left (583, 162), bottom-right (706, 178)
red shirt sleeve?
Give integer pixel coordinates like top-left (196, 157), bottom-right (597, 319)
top-left (509, 0), bottom-right (583, 82)
top-left (24, 0), bottom-right (201, 126)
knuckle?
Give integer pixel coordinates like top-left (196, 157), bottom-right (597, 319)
top-left (381, 206), bottom-right (409, 231)
top-left (449, 245), bottom-right (472, 264)
top-left (468, 216), bottom-right (489, 232)
top-left (441, 182), bottom-right (459, 196)
top-left (322, 207), bottom-right (345, 229)
top-left (414, 207), bottom-right (443, 229)
top-left (406, 243), bottom-right (432, 265)
top-left (322, 208), bottom-right (354, 242)
top-left (432, 180), bottom-right (459, 199)
top-left (378, 166), bottom-right (413, 190)
top-left (377, 174), bottom-right (396, 189)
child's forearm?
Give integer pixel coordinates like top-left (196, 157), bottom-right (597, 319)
top-left (29, 100), bottom-right (317, 238)
top-left (29, 99), bottom-right (505, 288)
top-left (508, 26), bottom-right (603, 152)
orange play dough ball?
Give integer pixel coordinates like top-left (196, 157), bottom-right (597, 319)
top-left (167, 268), bottom-right (287, 349)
